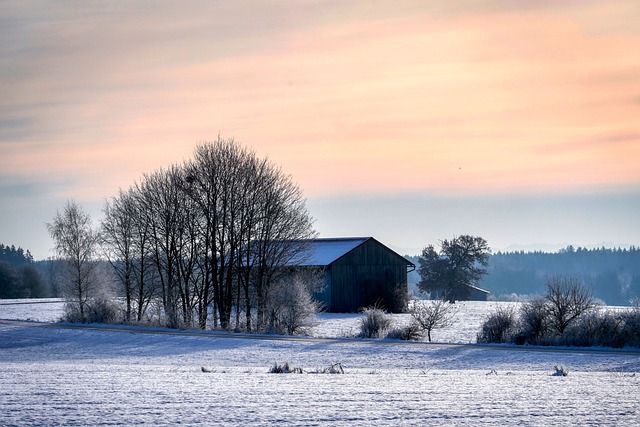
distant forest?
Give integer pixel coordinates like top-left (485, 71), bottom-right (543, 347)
top-left (0, 244), bottom-right (53, 298)
top-left (408, 245), bottom-right (640, 306)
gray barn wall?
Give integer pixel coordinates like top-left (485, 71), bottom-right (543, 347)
top-left (328, 239), bottom-right (409, 312)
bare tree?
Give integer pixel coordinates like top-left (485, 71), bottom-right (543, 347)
top-left (409, 298), bottom-right (458, 342)
top-left (545, 275), bottom-right (597, 334)
top-left (185, 138), bottom-right (315, 331)
top-left (102, 188), bottom-right (160, 323)
top-left (249, 162), bottom-right (316, 331)
top-left (46, 200), bottom-right (100, 320)
top-left (102, 190), bottom-right (136, 322)
top-left (137, 166), bottom-right (194, 328)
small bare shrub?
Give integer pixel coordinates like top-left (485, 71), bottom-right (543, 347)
top-left (315, 363), bottom-right (344, 374)
top-left (263, 271), bottom-right (323, 335)
top-left (552, 365), bottom-right (569, 377)
top-left (358, 306), bottom-right (393, 338)
top-left (477, 305), bottom-right (516, 343)
top-left (621, 306), bottom-right (640, 348)
top-left (386, 322), bottom-right (423, 341)
top-left (86, 296), bottom-right (121, 323)
top-left (61, 296), bottom-right (121, 324)
top-left (269, 362), bottom-right (304, 374)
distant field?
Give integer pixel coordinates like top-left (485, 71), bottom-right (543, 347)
top-left (0, 298), bottom-right (65, 322)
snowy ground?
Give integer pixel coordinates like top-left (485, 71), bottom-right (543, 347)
top-left (1, 301), bottom-right (640, 425)
top-left (0, 299), bottom-right (501, 342)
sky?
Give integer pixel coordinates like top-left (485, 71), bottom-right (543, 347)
top-left (1, 0), bottom-right (639, 260)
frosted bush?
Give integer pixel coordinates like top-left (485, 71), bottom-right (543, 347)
top-left (269, 362), bottom-right (303, 374)
top-left (386, 322), bottom-right (423, 341)
top-left (477, 305), bottom-right (516, 343)
top-left (62, 296), bottom-right (121, 324)
top-left (517, 297), bottom-right (550, 345)
top-left (315, 363), bottom-right (344, 374)
top-left (358, 307), bottom-right (393, 338)
top-left (620, 306), bottom-right (640, 347)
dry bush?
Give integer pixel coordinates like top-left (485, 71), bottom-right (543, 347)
top-left (358, 306), bottom-right (393, 338)
top-left (263, 270), bottom-right (323, 335)
top-left (269, 362), bottom-right (304, 374)
top-left (386, 322), bottom-right (423, 341)
top-left (315, 363), bottom-right (344, 374)
top-left (517, 297), bottom-right (550, 345)
top-left (477, 305), bottom-right (517, 343)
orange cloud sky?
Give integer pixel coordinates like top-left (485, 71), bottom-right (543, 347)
top-left (1, 0), bottom-right (639, 201)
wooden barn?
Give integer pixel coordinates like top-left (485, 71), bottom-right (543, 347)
top-left (288, 237), bottom-right (415, 313)
top-left (468, 285), bottom-right (490, 301)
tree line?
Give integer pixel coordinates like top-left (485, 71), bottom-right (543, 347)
top-left (480, 246), bottom-right (640, 305)
top-left (48, 138), bottom-right (317, 332)
top-left (0, 244), bottom-right (49, 298)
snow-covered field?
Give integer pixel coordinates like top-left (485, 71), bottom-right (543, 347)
top-left (1, 301), bottom-right (640, 426)
top-left (0, 299), bottom-right (505, 342)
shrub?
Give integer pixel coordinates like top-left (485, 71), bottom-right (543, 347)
top-left (315, 363), bottom-right (344, 374)
top-left (86, 296), bottom-right (121, 323)
top-left (269, 362), bottom-right (303, 374)
top-left (563, 310), bottom-right (624, 347)
top-left (263, 271), bottom-right (323, 335)
top-left (386, 322), bottom-right (423, 341)
top-left (61, 296), bottom-right (121, 324)
top-left (620, 306), bottom-right (640, 347)
top-left (544, 275), bottom-right (597, 335)
top-left (552, 365), bottom-right (569, 377)
top-left (477, 305), bottom-right (516, 343)
top-left (359, 306), bottom-right (393, 338)
top-left (517, 297), bottom-right (550, 345)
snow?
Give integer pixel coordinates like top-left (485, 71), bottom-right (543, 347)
top-left (0, 298), bottom-right (65, 322)
top-left (1, 301), bottom-right (640, 425)
top-left (287, 237), bottom-right (369, 266)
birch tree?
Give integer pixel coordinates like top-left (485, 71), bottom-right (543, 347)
top-left (47, 200), bottom-right (100, 320)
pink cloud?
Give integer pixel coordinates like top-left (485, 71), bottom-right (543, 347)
top-left (1, 1), bottom-right (639, 201)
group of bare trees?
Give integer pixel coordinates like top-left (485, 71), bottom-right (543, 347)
top-left (49, 138), bottom-right (317, 331)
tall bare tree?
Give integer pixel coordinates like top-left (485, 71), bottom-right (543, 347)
top-left (102, 188), bottom-right (160, 322)
top-left (47, 200), bottom-right (100, 320)
top-left (102, 190), bottom-right (136, 322)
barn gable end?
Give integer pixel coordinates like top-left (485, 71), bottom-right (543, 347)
top-left (288, 237), bottom-right (414, 313)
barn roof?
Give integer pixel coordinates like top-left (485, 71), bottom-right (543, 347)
top-left (287, 237), bottom-right (414, 267)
